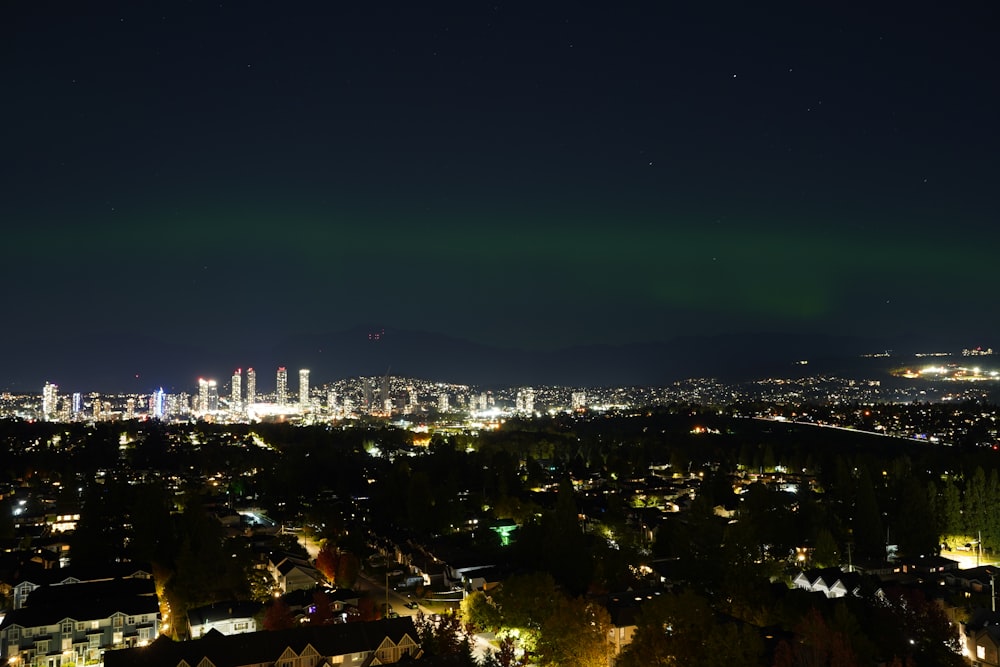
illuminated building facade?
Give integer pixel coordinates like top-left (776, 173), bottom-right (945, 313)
top-left (42, 382), bottom-right (58, 421)
top-left (299, 369), bottom-right (310, 409)
top-left (151, 388), bottom-right (165, 419)
top-left (232, 369), bottom-right (242, 413)
top-left (246, 367), bottom-right (256, 406)
top-left (276, 367), bottom-right (288, 405)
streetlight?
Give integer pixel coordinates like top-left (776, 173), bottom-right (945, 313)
top-left (987, 567), bottom-right (996, 613)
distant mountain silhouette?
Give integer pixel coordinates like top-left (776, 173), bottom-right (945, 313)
top-left (0, 326), bottom-right (982, 393)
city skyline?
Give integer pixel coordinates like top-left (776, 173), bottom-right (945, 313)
top-left (4, 2), bottom-right (998, 390)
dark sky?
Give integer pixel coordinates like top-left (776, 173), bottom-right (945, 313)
top-left (3, 1), bottom-right (999, 389)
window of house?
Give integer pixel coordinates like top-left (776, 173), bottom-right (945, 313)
top-left (978, 644), bottom-right (986, 660)
top-left (77, 622), bottom-right (86, 631)
top-left (113, 615), bottom-right (123, 628)
top-left (234, 622), bottom-right (248, 631)
top-left (35, 640), bottom-right (48, 654)
top-left (127, 616), bottom-right (135, 625)
top-left (139, 627), bottom-right (152, 641)
top-left (8, 627), bottom-right (19, 641)
top-left (91, 621), bottom-right (99, 630)
top-left (62, 621), bottom-right (73, 634)
top-left (23, 627), bottom-right (32, 638)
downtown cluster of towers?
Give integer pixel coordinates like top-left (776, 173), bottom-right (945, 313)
top-left (35, 372), bottom-right (546, 422)
top-left (38, 367), bottom-right (312, 421)
top-left (196, 367), bottom-right (308, 415)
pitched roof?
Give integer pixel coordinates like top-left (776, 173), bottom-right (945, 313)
top-left (187, 601), bottom-right (263, 626)
top-left (104, 617), bottom-right (420, 667)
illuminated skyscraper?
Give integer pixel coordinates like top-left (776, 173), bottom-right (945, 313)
top-left (151, 388), bottom-right (165, 419)
top-left (72, 392), bottom-right (82, 417)
top-left (276, 367), bottom-right (288, 405)
top-left (246, 368), bottom-right (256, 407)
top-left (207, 380), bottom-right (219, 411)
top-left (438, 393), bottom-right (449, 412)
top-left (516, 387), bottom-right (535, 414)
top-left (198, 378), bottom-right (209, 413)
top-left (231, 369), bottom-right (242, 413)
top-left (42, 382), bottom-right (58, 421)
top-left (361, 379), bottom-right (373, 410)
top-left (299, 369), bottom-right (310, 409)
top-left (380, 374), bottom-right (391, 413)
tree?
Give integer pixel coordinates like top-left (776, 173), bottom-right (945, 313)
top-left (535, 596), bottom-right (612, 667)
top-left (492, 572), bottom-right (560, 634)
top-left (355, 595), bottom-right (380, 621)
top-left (853, 466), bottom-right (884, 559)
top-left (263, 597), bottom-right (296, 630)
top-left (413, 610), bottom-right (476, 665)
top-left (315, 544), bottom-right (340, 582)
top-left (812, 528), bottom-right (840, 568)
top-left (462, 590), bottom-right (503, 633)
top-left (308, 591), bottom-right (335, 626)
top-left (939, 478), bottom-right (963, 538)
top-left (617, 589), bottom-right (763, 667)
top-left (335, 552), bottom-right (360, 589)
top-left (784, 608), bottom-right (859, 667)
top-left (483, 635), bottom-right (527, 667)
top-left (894, 477), bottom-right (938, 556)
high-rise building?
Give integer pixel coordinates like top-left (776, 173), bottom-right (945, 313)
top-left (42, 382), bottom-right (58, 421)
top-left (72, 392), bottom-right (82, 417)
top-left (207, 380), bottom-right (219, 412)
top-left (438, 393), bottom-right (449, 412)
top-left (378, 375), bottom-right (392, 413)
top-left (246, 368), bottom-right (256, 407)
top-left (299, 369), bottom-right (310, 409)
top-left (276, 367), bottom-right (288, 405)
top-left (231, 369), bottom-right (242, 413)
top-left (571, 391), bottom-right (586, 410)
top-left (516, 387), bottom-right (535, 414)
top-left (198, 378), bottom-right (209, 413)
top-left (151, 388), bottom-right (165, 419)
top-left (327, 390), bottom-right (338, 416)
top-left (362, 378), bottom-right (373, 411)
top-left (126, 398), bottom-right (135, 420)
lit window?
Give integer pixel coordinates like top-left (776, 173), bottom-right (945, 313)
top-left (978, 644), bottom-right (986, 660)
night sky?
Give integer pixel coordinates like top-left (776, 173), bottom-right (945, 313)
top-left (4, 2), bottom-right (999, 390)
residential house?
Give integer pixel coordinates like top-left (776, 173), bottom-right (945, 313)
top-left (104, 616), bottom-right (421, 667)
top-left (792, 568), bottom-right (865, 599)
top-left (963, 609), bottom-right (1000, 667)
top-left (604, 592), bottom-right (661, 656)
top-left (8, 562), bottom-right (152, 610)
top-left (187, 600), bottom-right (262, 639)
top-left (268, 553), bottom-right (321, 594)
top-left (0, 578), bottom-right (160, 666)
